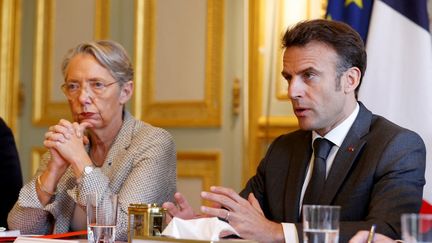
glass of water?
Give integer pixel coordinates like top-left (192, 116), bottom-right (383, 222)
top-left (401, 213), bottom-right (432, 243)
top-left (302, 205), bottom-right (340, 243)
top-left (87, 193), bottom-right (118, 243)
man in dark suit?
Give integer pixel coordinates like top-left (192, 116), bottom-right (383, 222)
top-left (0, 118), bottom-right (23, 229)
top-left (163, 19), bottom-right (426, 243)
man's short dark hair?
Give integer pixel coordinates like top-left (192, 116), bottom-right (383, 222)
top-left (282, 19), bottom-right (367, 97)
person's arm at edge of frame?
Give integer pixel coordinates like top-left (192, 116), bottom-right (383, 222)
top-left (0, 118), bottom-right (23, 228)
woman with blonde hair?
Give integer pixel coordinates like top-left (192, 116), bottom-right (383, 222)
top-left (8, 40), bottom-right (177, 241)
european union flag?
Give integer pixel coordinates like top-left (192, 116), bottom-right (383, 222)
top-left (326, 0), bottom-right (374, 42)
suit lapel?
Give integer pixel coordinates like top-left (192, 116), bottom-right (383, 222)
top-left (284, 132), bottom-right (312, 222)
top-left (320, 102), bottom-right (372, 205)
top-left (101, 111), bottom-right (134, 191)
top-left (320, 139), bottom-right (365, 204)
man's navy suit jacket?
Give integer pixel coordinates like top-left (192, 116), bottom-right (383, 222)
top-left (240, 102), bottom-right (426, 242)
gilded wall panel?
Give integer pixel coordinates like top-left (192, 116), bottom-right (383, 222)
top-left (177, 151), bottom-right (220, 209)
top-left (133, 0), bottom-right (224, 127)
top-left (0, 0), bottom-right (21, 132)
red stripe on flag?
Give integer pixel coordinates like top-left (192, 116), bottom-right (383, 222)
top-left (419, 201), bottom-right (432, 233)
top-left (420, 200), bottom-right (432, 214)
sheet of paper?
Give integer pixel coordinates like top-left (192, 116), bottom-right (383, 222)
top-left (14, 237), bottom-right (81, 243)
top-left (0, 230), bottom-right (20, 237)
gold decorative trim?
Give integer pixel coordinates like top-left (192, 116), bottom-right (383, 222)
top-left (232, 78), bottom-right (241, 115)
top-left (0, 0), bottom-right (21, 132)
top-left (133, 0), bottom-right (224, 127)
top-left (32, 0), bottom-right (110, 126)
top-left (244, 0), bottom-right (266, 185)
top-left (319, 0), bottom-right (328, 18)
top-left (275, 0), bottom-right (289, 101)
top-left (94, 0), bottom-right (110, 39)
top-left (258, 116), bottom-right (298, 140)
top-left (177, 151), bottom-right (220, 206)
top-left (31, 147), bottom-right (47, 176)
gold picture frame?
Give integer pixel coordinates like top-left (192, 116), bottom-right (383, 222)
top-left (0, 0), bottom-right (21, 132)
top-left (133, 0), bottom-right (224, 127)
top-left (32, 0), bottom-right (110, 126)
top-left (177, 151), bottom-right (220, 207)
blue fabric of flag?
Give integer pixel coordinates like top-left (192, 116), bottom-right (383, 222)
top-left (381, 0), bottom-right (429, 31)
top-left (326, 0), bottom-right (374, 42)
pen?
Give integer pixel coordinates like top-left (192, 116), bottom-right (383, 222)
top-left (367, 224), bottom-right (376, 243)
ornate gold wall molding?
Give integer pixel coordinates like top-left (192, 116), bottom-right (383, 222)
top-left (32, 0), bottom-right (110, 126)
top-left (0, 0), bottom-right (21, 132)
top-left (258, 116), bottom-right (298, 140)
top-left (177, 151), bottom-right (220, 206)
top-left (253, 117), bottom-right (299, 174)
top-left (177, 151), bottom-right (220, 190)
top-left (133, 0), bottom-right (224, 127)
top-left (94, 0), bottom-right (110, 40)
top-left (244, 0), bottom-right (266, 184)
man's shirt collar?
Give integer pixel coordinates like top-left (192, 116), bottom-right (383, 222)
top-left (312, 103), bottom-right (360, 147)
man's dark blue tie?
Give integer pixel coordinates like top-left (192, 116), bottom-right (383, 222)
top-left (303, 138), bottom-right (334, 205)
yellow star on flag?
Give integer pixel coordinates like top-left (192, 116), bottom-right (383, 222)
top-left (345, 0), bottom-right (363, 8)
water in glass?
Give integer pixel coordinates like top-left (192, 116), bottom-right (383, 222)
top-left (303, 228), bottom-right (339, 243)
top-left (88, 224), bottom-right (116, 243)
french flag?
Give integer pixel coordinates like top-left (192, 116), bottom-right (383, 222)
top-left (327, 0), bottom-right (432, 213)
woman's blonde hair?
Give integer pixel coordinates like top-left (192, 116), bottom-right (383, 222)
top-left (61, 40), bottom-right (134, 85)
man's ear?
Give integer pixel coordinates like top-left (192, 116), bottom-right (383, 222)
top-left (343, 67), bottom-right (361, 94)
top-left (119, 81), bottom-right (134, 105)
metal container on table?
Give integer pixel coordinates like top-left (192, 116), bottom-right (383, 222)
top-left (127, 203), bottom-right (167, 242)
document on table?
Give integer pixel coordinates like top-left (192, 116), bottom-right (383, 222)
top-left (132, 236), bottom-right (257, 243)
top-left (0, 230), bottom-right (20, 237)
top-left (13, 237), bottom-right (82, 243)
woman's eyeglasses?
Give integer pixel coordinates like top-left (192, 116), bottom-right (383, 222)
top-left (61, 80), bottom-right (118, 99)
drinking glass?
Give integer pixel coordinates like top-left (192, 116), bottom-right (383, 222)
top-left (87, 193), bottom-right (118, 243)
top-left (302, 205), bottom-right (340, 243)
top-left (401, 213), bottom-right (432, 243)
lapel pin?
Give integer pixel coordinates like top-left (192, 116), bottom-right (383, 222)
top-left (348, 146), bottom-right (355, 152)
